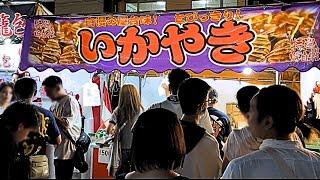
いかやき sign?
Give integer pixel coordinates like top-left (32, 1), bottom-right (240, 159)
top-left (20, 2), bottom-right (320, 73)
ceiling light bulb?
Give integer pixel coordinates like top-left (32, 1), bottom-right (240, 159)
top-left (242, 67), bottom-right (253, 75)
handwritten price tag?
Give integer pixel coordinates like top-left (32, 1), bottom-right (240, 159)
top-left (98, 147), bottom-right (112, 164)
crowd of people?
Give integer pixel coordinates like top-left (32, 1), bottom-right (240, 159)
top-left (104, 68), bottom-right (320, 179)
top-left (0, 76), bottom-right (80, 179)
top-left (1, 68), bottom-right (320, 179)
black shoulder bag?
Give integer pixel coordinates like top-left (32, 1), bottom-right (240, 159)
top-left (60, 116), bottom-right (91, 173)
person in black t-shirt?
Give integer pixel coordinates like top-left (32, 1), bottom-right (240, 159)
top-left (13, 78), bottom-right (61, 178)
top-left (0, 102), bottom-right (40, 180)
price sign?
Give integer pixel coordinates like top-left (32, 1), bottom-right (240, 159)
top-left (98, 147), bottom-right (111, 164)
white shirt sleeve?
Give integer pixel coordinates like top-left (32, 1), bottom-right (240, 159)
top-left (61, 97), bottom-right (81, 129)
top-left (181, 134), bottom-right (222, 179)
top-left (221, 160), bottom-right (241, 179)
top-left (199, 137), bottom-right (222, 179)
top-left (223, 131), bottom-right (237, 160)
top-left (199, 110), bottom-right (214, 134)
top-left (197, 135), bottom-right (222, 179)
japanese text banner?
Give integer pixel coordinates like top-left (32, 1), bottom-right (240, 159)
top-left (0, 5), bottom-right (29, 45)
top-left (20, 2), bottom-right (320, 74)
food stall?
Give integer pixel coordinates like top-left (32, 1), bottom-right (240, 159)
top-left (19, 1), bottom-right (320, 178)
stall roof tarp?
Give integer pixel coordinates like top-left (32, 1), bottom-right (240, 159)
top-left (20, 2), bottom-right (320, 74)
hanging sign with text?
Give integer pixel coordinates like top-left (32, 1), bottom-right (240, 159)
top-left (20, 2), bottom-right (320, 73)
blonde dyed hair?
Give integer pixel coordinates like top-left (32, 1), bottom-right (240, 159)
top-left (117, 84), bottom-right (143, 123)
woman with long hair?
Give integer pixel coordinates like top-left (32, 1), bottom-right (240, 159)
top-left (107, 84), bottom-right (144, 177)
top-left (0, 82), bottom-right (14, 114)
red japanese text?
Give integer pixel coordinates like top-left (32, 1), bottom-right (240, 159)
top-left (77, 19), bottom-right (255, 67)
top-left (12, 13), bottom-right (25, 37)
top-left (0, 13), bottom-right (13, 37)
top-left (175, 9), bottom-right (242, 24)
top-left (85, 15), bottom-right (158, 28)
top-left (161, 22), bottom-right (206, 66)
top-left (33, 19), bottom-right (55, 39)
top-left (0, 12), bottom-right (25, 38)
top-left (78, 28), bottom-right (117, 63)
top-left (207, 20), bottom-right (255, 65)
top-left (117, 26), bottom-right (160, 66)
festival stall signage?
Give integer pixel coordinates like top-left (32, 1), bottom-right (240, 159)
top-left (0, 3), bottom-right (35, 44)
top-left (0, 4), bottom-right (32, 71)
top-left (0, 12), bottom-right (25, 41)
top-left (20, 2), bottom-right (320, 73)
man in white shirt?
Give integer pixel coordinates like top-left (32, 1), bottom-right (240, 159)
top-left (149, 68), bottom-right (214, 134)
top-left (149, 68), bottom-right (189, 118)
top-left (222, 85), bottom-right (320, 179)
top-left (43, 76), bottom-right (81, 180)
top-left (178, 78), bottom-right (222, 179)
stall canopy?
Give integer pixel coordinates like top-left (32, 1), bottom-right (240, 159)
top-left (20, 2), bottom-right (320, 74)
